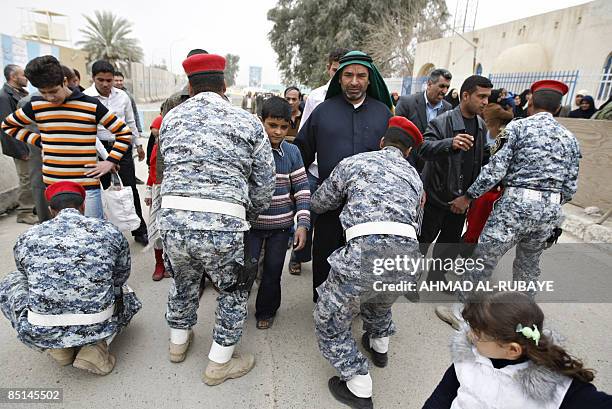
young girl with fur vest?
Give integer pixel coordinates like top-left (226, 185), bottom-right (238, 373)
top-left (424, 292), bottom-right (611, 408)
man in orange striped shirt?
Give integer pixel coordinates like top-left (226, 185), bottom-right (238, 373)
top-left (1, 56), bottom-right (132, 219)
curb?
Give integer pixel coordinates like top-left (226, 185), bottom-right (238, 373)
top-left (562, 204), bottom-right (612, 243)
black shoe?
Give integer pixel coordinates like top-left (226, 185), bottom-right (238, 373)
top-left (328, 376), bottom-right (373, 409)
top-left (361, 333), bottom-right (388, 368)
top-left (133, 233), bottom-right (149, 245)
top-left (135, 177), bottom-right (145, 185)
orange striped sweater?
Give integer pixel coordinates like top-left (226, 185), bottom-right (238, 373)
top-left (1, 90), bottom-right (132, 189)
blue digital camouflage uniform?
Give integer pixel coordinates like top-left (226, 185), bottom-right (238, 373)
top-left (159, 91), bottom-right (274, 347)
top-left (0, 208), bottom-right (141, 351)
top-left (312, 146), bottom-right (423, 381)
top-left (462, 112), bottom-right (581, 296)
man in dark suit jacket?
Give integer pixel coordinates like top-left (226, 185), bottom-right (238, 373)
top-left (395, 68), bottom-right (453, 172)
top-left (0, 64), bottom-right (38, 224)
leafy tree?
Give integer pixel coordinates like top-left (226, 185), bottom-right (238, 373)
top-left (363, 1), bottom-right (449, 77)
top-left (77, 11), bottom-right (144, 71)
top-left (268, 0), bottom-right (449, 86)
top-left (225, 54), bottom-right (240, 87)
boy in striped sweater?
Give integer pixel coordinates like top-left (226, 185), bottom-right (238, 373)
top-left (1, 56), bottom-right (133, 219)
top-left (250, 96), bottom-right (311, 329)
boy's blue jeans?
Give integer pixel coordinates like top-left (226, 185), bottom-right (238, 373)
top-left (248, 228), bottom-right (291, 320)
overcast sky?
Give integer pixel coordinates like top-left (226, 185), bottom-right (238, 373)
top-left (1, 0), bottom-right (592, 86)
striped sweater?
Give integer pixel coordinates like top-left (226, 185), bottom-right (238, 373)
top-left (1, 90), bottom-right (132, 189)
top-left (252, 141), bottom-right (311, 230)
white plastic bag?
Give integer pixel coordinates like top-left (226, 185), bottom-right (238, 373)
top-left (102, 172), bottom-right (141, 232)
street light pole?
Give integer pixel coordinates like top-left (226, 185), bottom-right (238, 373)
top-left (169, 38), bottom-right (186, 74)
top-left (452, 29), bottom-right (478, 74)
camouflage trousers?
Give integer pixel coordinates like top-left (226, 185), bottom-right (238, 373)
top-left (161, 229), bottom-right (249, 347)
top-left (0, 270), bottom-right (141, 351)
top-left (314, 269), bottom-right (398, 381)
top-left (460, 192), bottom-right (563, 300)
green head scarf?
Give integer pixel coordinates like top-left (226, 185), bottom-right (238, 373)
top-left (325, 50), bottom-right (393, 111)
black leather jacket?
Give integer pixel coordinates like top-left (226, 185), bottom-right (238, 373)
top-left (0, 83), bottom-right (30, 159)
top-left (418, 106), bottom-right (489, 209)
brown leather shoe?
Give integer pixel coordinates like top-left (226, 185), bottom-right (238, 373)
top-left (72, 340), bottom-right (116, 375)
top-left (17, 213), bottom-right (38, 225)
top-left (435, 305), bottom-right (463, 331)
top-left (48, 347), bottom-right (76, 366)
top-left (203, 352), bottom-right (255, 386)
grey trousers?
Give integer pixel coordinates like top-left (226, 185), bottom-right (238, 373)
top-left (12, 157), bottom-right (34, 216)
top-left (27, 146), bottom-right (50, 222)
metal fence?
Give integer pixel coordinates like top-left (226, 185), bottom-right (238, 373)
top-left (401, 76), bottom-right (428, 96)
top-left (489, 70), bottom-right (580, 106)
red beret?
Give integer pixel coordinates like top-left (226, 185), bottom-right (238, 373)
top-left (45, 181), bottom-right (86, 202)
top-left (387, 116), bottom-right (423, 147)
top-left (530, 80), bottom-right (568, 96)
top-left (150, 115), bottom-right (162, 130)
top-left (182, 54), bottom-right (226, 77)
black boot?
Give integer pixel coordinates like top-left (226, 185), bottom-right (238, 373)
top-left (328, 376), bottom-right (373, 409)
top-left (361, 333), bottom-right (388, 368)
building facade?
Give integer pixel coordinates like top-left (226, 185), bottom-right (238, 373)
top-left (412, 0), bottom-right (612, 106)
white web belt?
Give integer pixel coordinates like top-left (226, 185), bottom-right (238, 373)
top-left (28, 304), bottom-right (114, 327)
top-left (345, 222), bottom-right (417, 242)
top-left (161, 196), bottom-right (246, 220)
top-left (506, 187), bottom-right (561, 204)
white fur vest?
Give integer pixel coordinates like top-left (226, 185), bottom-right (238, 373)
top-left (450, 327), bottom-right (572, 409)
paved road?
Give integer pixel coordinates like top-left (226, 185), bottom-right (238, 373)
top-left (0, 159), bottom-right (610, 408)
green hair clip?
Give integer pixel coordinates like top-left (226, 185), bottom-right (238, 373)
top-left (516, 324), bottom-right (540, 346)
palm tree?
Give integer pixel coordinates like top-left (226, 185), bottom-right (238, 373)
top-left (77, 11), bottom-right (144, 70)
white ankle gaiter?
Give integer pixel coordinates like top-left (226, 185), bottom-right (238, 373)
top-left (170, 328), bottom-right (189, 344)
top-left (105, 333), bottom-right (117, 345)
top-left (370, 336), bottom-right (389, 353)
top-left (346, 373), bottom-right (373, 398)
top-left (208, 341), bottom-right (235, 364)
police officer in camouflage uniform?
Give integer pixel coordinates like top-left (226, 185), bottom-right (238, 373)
top-left (312, 117), bottom-right (424, 409)
top-left (159, 53), bottom-right (274, 385)
top-left (0, 181), bottom-right (141, 375)
top-left (437, 80), bottom-right (581, 329)
top-left (157, 49), bottom-right (208, 185)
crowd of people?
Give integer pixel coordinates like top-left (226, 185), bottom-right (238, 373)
top-left (0, 45), bottom-right (610, 409)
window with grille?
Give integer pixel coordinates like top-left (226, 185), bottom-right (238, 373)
top-left (597, 53), bottom-right (612, 101)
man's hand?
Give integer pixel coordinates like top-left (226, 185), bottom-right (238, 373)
top-left (144, 197), bottom-right (152, 206)
top-left (452, 133), bottom-right (474, 151)
top-left (420, 191), bottom-right (427, 208)
top-left (136, 145), bottom-right (145, 161)
top-left (293, 226), bottom-right (308, 251)
top-left (449, 195), bottom-right (471, 214)
top-left (85, 160), bottom-right (117, 178)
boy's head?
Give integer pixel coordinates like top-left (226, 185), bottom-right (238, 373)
top-left (24, 56), bottom-right (71, 105)
top-left (261, 96), bottom-right (291, 148)
top-left (91, 60), bottom-right (116, 97)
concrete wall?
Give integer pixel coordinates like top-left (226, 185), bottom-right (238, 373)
top-left (413, 0), bottom-right (612, 103)
top-left (126, 62), bottom-right (182, 104)
top-left (558, 118), bottom-right (612, 212)
top-left (58, 45), bottom-right (92, 89)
